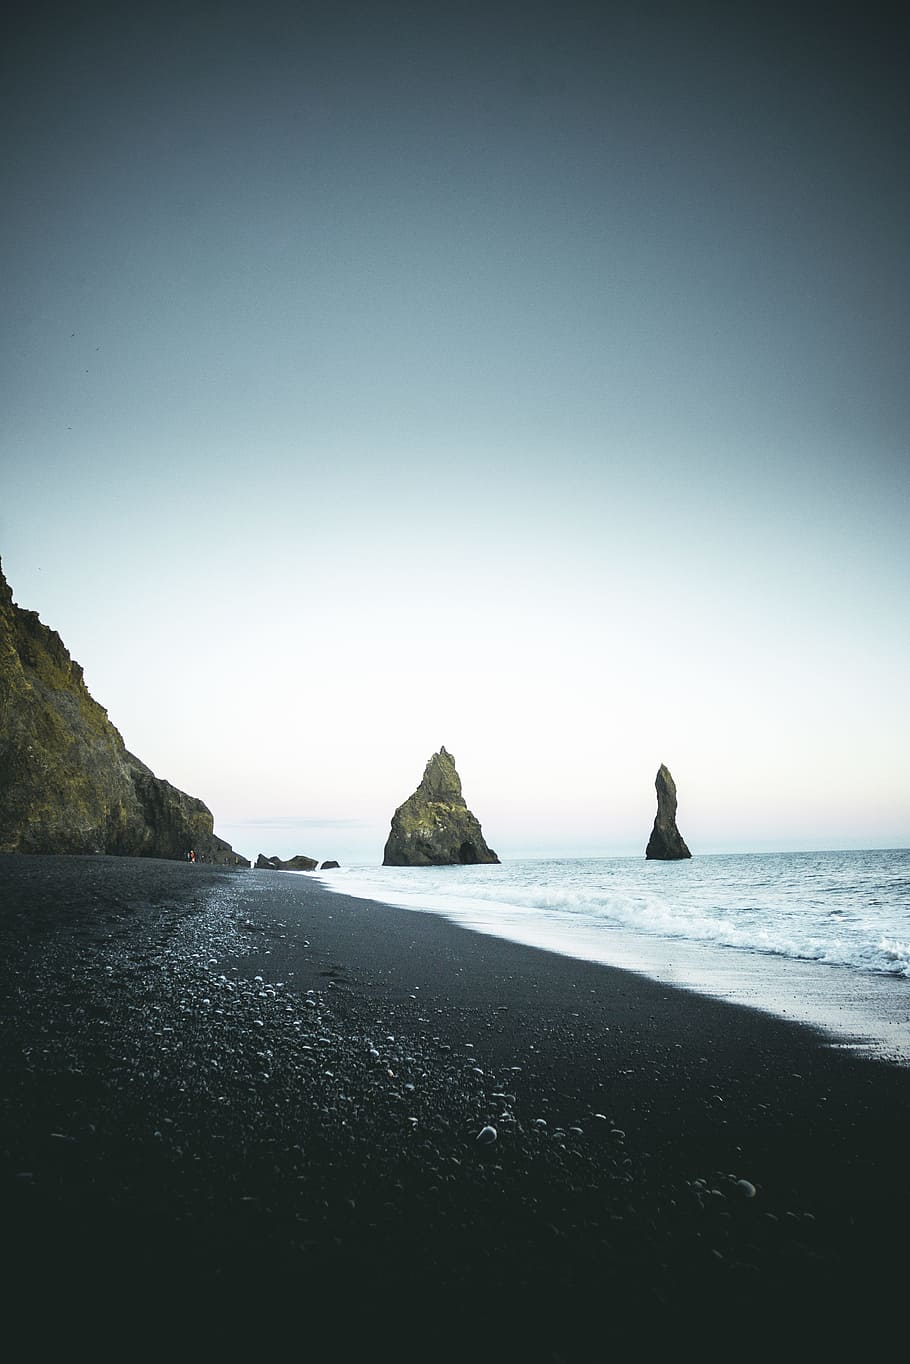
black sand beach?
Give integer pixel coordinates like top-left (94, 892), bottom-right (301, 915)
top-left (2, 856), bottom-right (907, 1354)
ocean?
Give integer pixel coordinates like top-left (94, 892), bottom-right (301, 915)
top-left (319, 849), bottom-right (910, 1064)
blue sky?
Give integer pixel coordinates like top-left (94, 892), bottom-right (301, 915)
top-left (2, 1), bottom-right (908, 862)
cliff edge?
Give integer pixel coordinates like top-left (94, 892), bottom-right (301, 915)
top-left (0, 558), bottom-right (247, 864)
top-left (383, 747), bottom-right (499, 866)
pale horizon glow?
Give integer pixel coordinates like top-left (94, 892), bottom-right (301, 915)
top-left (2, 2), bottom-right (908, 867)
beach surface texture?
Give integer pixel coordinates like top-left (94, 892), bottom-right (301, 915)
top-left (2, 857), bottom-right (907, 1353)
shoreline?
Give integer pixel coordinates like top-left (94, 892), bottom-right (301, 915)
top-left (352, 899), bottom-right (910, 1065)
top-left (2, 856), bottom-right (908, 1350)
top-left (318, 855), bottom-right (910, 1064)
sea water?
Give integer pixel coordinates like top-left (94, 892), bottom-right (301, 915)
top-left (319, 849), bottom-right (910, 1063)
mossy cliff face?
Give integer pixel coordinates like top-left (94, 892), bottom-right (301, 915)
top-left (383, 748), bottom-right (499, 867)
top-left (645, 764), bottom-right (692, 860)
top-left (0, 559), bottom-right (248, 864)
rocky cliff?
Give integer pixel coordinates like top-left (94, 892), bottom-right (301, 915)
top-left (645, 764), bottom-right (692, 860)
top-left (383, 747), bottom-right (499, 866)
top-left (0, 558), bottom-right (248, 864)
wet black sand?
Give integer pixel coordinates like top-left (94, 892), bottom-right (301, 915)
top-left (2, 856), bottom-right (908, 1354)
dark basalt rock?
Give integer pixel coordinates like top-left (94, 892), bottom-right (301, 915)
top-left (255, 853), bottom-right (318, 871)
top-left (383, 747), bottom-right (499, 866)
top-left (0, 558), bottom-right (248, 864)
top-left (281, 854), bottom-right (318, 871)
top-left (645, 764), bottom-right (692, 860)
top-left (320, 860), bottom-right (340, 870)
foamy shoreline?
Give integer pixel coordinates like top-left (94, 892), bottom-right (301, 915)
top-left (320, 851), bottom-right (910, 1064)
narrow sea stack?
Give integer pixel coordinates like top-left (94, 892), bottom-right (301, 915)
top-left (645, 764), bottom-right (692, 860)
top-left (0, 558), bottom-right (248, 864)
top-left (383, 747), bottom-right (500, 866)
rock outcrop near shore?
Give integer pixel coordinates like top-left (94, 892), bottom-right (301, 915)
top-left (383, 747), bottom-right (499, 866)
top-left (0, 558), bottom-right (248, 864)
top-left (255, 854), bottom-right (318, 871)
top-left (645, 764), bottom-right (692, 860)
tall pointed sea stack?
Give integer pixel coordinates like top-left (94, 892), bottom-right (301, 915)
top-left (645, 764), bottom-right (692, 860)
top-left (383, 747), bottom-right (500, 866)
top-left (0, 557), bottom-right (247, 863)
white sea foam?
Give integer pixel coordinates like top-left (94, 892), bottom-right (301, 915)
top-left (323, 850), bottom-right (910, 978)
top-left (319, 850), bottom-right (910, 1062)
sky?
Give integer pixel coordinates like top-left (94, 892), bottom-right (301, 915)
top-left (2, 0), bottom-right (908, 864)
